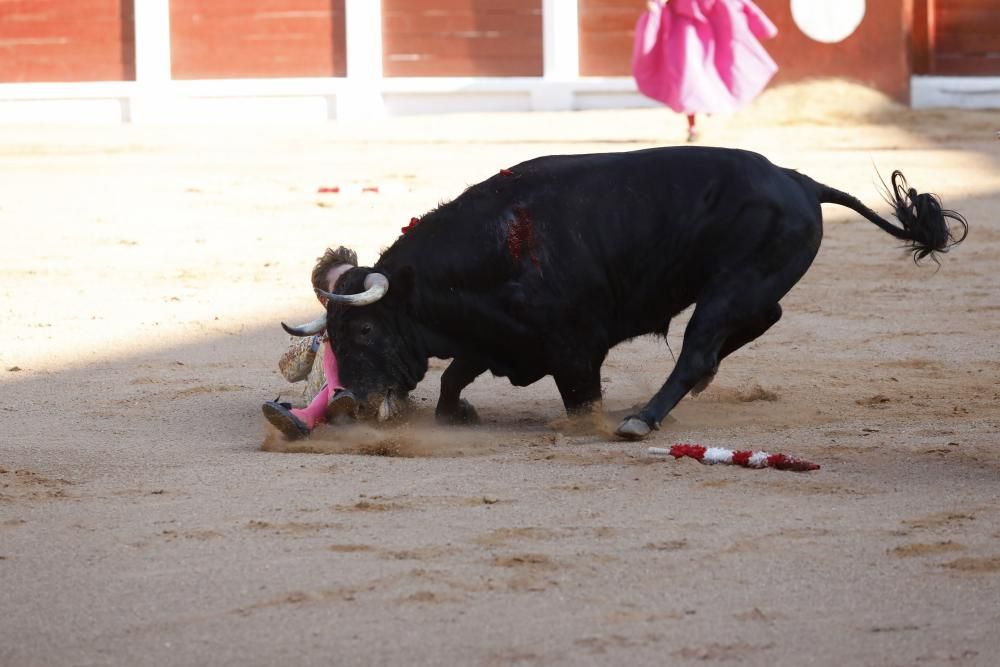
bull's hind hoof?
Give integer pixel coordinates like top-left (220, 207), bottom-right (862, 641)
top-left (615, 416), bottom-right (652, 441)
top-left (435, 399), bottom-right (480, 425)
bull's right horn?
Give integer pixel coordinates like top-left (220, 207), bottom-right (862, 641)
top-left (316, 272), bottom-right (388, 307)
top-left (280, 314), bottom-right (327, 337)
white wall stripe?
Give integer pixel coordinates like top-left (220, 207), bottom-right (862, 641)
top-left (543, 0), bottom-right (580, 80)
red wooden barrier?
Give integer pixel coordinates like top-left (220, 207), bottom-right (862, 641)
top-left (0, 0), bottom-right (135, 82)
top-left (169, 0), bottom-right (346, 79)
top-left (923, 0), bottom-right (1000, 74)
top-left (381, 0), bottom-right (543, 77)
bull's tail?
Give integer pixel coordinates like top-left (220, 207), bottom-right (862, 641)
top-left (815, 170), bottom-right (968, 264)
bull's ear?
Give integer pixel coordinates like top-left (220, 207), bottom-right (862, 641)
top-left (389, 265), bottom-right (415, 301)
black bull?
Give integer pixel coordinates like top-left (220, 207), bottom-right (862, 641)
top-left (283, 147), bottom-right (967, 440)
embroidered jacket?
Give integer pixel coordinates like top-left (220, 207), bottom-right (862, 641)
top-left (277, 336), bottom-right (327, 403)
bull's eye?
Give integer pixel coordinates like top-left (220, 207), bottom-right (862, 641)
top-left (351, 320), bottom-right (374, 344)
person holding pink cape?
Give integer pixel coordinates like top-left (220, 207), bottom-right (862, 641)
top-left (633, 0), bottom-right (779, 141)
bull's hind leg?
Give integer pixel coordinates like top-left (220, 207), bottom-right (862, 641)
top-left (691, 304), bottom-right (783, 395)
top-left (616, 199), bottom-right (821, 441)
top-left (616, 229), bottom-right (818, 443)
top-left (615, 301), bottom-right (783, 440)
top-left (435, 357), bottom-right (486, 425)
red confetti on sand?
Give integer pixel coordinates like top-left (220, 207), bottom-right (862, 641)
top-left (317, 185), bottom-right (382, 194)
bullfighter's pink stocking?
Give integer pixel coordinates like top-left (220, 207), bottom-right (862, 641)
top-left (291, 386), bottom-right (329, 430)
top-left (321, 341), bottom-right (344, 391)
top-left (290, 342), bottom-right (344, 429)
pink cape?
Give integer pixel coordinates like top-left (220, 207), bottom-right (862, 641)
top-left (632, 0), bottom-right (778, 114)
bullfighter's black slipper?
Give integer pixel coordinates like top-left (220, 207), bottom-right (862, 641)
top-left (262, 400), bottom-right (310, 440)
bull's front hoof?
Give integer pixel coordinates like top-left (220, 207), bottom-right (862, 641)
top-left (435, 399), bottom-right (480, 426)
top-left (615, 416), bottom-right (652, 441)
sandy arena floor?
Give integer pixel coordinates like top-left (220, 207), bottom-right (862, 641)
top-left (1, 82), bottom-right (999, 666)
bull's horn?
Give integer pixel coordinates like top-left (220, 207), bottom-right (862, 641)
top-left (316, 272), bottom-right (388, 307)
top-left (281, 315), bottom-right (327, 337)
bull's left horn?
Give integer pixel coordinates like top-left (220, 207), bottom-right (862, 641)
top-left (281, 314), bottom-right (327, 337)
top-left (316, 272), bottom-right (388, 307)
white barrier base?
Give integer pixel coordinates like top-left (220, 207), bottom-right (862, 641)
top-left (0, 77), bottom-right (656, 125)
top-left (911, 76), bottom-right (1000, 110)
